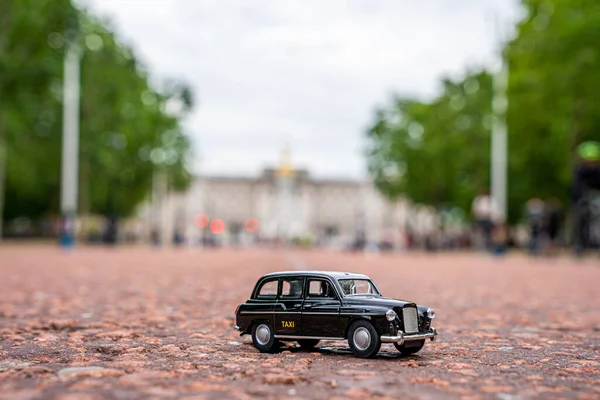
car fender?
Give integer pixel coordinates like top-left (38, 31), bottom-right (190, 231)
top-left (342, 313), bottom-right (388, 338)
top-left (248, 318), bottom-right (272, 334)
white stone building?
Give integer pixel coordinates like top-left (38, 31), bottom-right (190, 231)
top-left (137, 152), bottom-right (438, 248)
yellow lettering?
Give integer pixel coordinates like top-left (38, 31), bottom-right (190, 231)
top-left (281, 321), bottom-right (295, 328)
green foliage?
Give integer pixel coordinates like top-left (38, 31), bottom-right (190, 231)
top-left (505, 0), bottom-right (600, 220)
top-left (0, 0), bottom-right (194, 222)
top-left (366, 71), bottom-right (493, 214)
top-left (367, 0), bottom-right (600, 223)
top-left (0, 0), bottom-right (72, 220)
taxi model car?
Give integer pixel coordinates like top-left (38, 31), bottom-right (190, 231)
top-left (234, 271), bottom-right (438, 358)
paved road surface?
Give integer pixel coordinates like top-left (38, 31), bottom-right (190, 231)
top-left (1, 246), bottom-right (599, 399)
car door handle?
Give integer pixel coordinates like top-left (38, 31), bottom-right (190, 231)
top-left (293, 304), bottom-right (303, 307)
top-left (304, 304), bottom-right (313, 309)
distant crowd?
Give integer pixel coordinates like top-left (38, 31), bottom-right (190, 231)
top-left (468, 140), bottom-right (600, 257)
top-left (470, 191), bottom-right (564, 256)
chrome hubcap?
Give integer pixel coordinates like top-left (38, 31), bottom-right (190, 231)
top-left (255, 324), bottom-right (271, 345)
top-left (353, 327), bottom-right (371, 351)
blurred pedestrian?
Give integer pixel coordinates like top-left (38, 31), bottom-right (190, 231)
top-left (173, 230), bottom-right (184, 246)
top-left (151, 228), bottom-right (161, 247)
top-left (103, 215), bottom-right (118, 245)
top-left (525, 197), bottom-right (545, 256)
top-left (544, 198), bottom-right (562, 256)
top-left (471, 188), bottom-right (499, 252)
top-left (491, 223), bottom-right (508, 256)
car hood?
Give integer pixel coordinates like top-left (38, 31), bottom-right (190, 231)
top-left (342, 296), bottom-right (416, 310)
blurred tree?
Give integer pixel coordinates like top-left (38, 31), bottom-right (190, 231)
top-left (0, 0), bottom-right (73, 234)
top-left (76, 12), bottom-right (193, 218)
top-left (0, 1), bottom-right (194, 233)
top-left (506, 0), bottom-right (600, 220)
top-left (366, 71), bottom-right (493, 215)
top-left (367, 0), bottom-right (600, 224)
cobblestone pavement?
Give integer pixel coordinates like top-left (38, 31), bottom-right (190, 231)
top-left (1, 246), bottom-right (599, 400)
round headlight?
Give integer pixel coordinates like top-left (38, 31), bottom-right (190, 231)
top-left (427, 308), bottom-right (436, 319)
top-left (386, 309), bottom-right (397, 321)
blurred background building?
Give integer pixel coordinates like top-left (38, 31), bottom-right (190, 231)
top-left (137, 148), bottom-right (440, 249)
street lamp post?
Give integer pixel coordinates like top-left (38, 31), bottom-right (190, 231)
top-left (59, 38), bottom-right (81, 247)
top-left (490, 13), bottom-right (510, 224)
top-left (491, 62), bottom-right (508, 223)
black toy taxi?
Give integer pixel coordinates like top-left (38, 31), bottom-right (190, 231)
top-left (234, 271), bottom-right (437, 358)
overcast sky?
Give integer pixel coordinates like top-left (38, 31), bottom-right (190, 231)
top-left (80, 0), bottom-right (521, 179)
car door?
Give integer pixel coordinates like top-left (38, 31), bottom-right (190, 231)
top-left (302, 278), bottom-right (342, 337)
top-left (236, 277), bottom-right (278, 333)
top-left (274, 277), bottom-right (305, 336)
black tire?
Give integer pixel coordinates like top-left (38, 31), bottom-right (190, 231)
top-left (297, 339), bottom-right (320, 349)
top-left (394, 340), bottom-right (425, 355)
top-left (251, 323), bottom-right (279, 353)
top-left (347, 320), bottom-right (381, 358)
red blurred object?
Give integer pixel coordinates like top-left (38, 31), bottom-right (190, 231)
top-left (245, 217), bottom-right (260, 233)
top-left (210, 219), bottom-right (226, 235)
top-left (194, 213), bottom-right (209, 229)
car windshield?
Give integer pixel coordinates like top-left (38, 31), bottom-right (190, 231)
top-left (338, 279), bottom-right (380, 296)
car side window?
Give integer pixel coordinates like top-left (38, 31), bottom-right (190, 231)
top-left (280, 278), bottom-right (304, 299)
top-left (307, 279), bottom-right (336, 299)
top-left (257, 279), bottom-right (278, 299)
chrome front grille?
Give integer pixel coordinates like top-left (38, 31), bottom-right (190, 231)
top-left (402, 307), bottom-right (419, 334)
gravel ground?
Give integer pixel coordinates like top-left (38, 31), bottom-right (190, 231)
top-left (1, 245), bottom-right (599, 400)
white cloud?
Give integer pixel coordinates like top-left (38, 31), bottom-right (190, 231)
top-left (78, 0), bottom-right (521, 179)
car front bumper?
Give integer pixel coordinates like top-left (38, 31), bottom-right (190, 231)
top-left (234, 325), bottom-right (246, 336)
top-left (381, 328), bottom-right (438, 345)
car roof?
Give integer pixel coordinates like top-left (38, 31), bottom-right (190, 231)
top-left (261, 270), bottom-right (370, 280)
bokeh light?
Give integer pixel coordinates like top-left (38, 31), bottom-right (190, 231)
top-left (210, 219), bottom-right (226, 235)
top-left (194, 213), bottom-right (209, 229)
top-left (245, 217), bottom-right (260, 233)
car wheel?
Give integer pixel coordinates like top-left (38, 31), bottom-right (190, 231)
top-left (251, 323), bottom-right (279, 353)
top-left (297, 339), bottom-right (320, 349)
top-left (347, 320), bottom-right (381, 358)
top-left (394, 340), bottom-right (425, 355)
